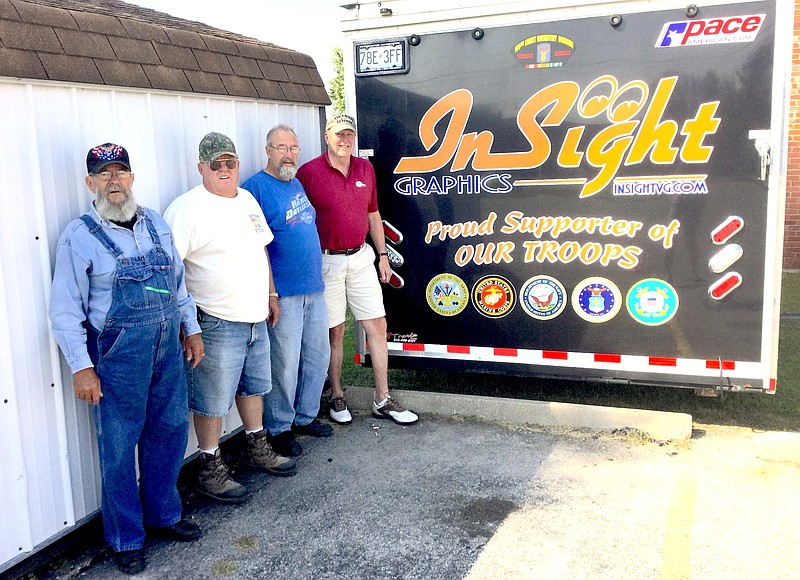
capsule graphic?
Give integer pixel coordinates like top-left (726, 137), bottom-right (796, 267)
top-left (708, 244), bottom-right (743, 274)
top-left (709, 272), bottom-right (742, 300)
top-left (711, 216), bottom-right (744, 245)
top-left (383, 220), bottom-right (403, 245)
top-left (388, 269), bottom-right (405, 289)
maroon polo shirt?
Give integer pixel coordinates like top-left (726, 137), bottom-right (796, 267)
top-left (297, 152), bottom-right (379, 251)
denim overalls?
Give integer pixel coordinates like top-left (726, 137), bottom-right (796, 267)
top-left (81, 214), bottom-right (189, 552)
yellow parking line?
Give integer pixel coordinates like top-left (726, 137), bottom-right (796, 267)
top-left (660, 469), bottom-right (698, 580)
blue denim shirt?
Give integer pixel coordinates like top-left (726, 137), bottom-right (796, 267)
top-left (50, 204), bottom-right (201, 373)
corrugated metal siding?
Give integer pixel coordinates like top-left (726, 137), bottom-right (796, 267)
top-left (0, 78), bottom-right (323, 572)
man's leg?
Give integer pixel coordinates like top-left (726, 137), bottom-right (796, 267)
top-left (194, 414), bottom-right (223, 450)
top-left (86, 322), bottom-right (153, 553)
top-left (264, 296), bottom-right (303, 436)
top-left (294, 292), bottom-right (331, 425)
top-left (236, 393), bottom-right (265, 431)
top-left (328, 322), bottom-right (346, 399)
top-left (139, 316), bottom-right (189, 529)
top-left (359, 316), bottom-right (389, 402)
top-left (238, 320), bottom-right (297, 476)
top-left (189, 314), bottom-right (250, 503)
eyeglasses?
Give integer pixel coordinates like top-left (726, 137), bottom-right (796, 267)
top-left (94, 170), bottom-right (132, 181)
top-left (268, 145), bottom-right (301, 154)
top-left (208, 159), bottom-right (239, 171)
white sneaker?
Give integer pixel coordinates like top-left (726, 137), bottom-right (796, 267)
top-left (372, 396), bottom-right (419, 425)
top-left (329, 396), bottom-right (352, 424)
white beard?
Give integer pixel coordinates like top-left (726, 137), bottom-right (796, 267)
top-left (95, 188), bottom-right (139, 222)
top-left (278, 165), bottom-right (297, 181)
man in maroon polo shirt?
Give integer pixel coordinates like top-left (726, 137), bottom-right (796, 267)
top-left (296, 114), bottom-right (418, 426)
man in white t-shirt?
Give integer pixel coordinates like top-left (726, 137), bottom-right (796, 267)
top-left (164, 132), bottom-right (296, 504)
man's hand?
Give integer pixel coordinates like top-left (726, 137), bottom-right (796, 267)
top-left (183, 333), bottom-right (205, 368)
top-left (378, 256), bottom-right (392, 283)
top-left (73, 368), bottom-right (102, 405)
top-left (268, 296), bottom-right (280, 327)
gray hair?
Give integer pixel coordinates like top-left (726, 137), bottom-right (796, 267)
top-left (266, 125), bottom-right (298, 147)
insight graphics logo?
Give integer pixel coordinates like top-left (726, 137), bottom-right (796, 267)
top-left (655, 14), bottom-right (765, 48)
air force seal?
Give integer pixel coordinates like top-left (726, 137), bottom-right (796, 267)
top-left (426, 274), bottom-right (468, 316)
top-left (572, 277), bottom-right (622, 323)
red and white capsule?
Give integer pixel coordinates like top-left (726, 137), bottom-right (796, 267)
top-left (709, 272), bottom-right (742, 300)
top-left (711, 216), bottom-right (744, 245)
top-left (383, 220), bottom-right (403, 245)
top-left (388, 270), bottom-right (405, 289)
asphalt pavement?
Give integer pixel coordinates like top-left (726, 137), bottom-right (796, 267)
top-left (19, 388), bottom-right (800, 579)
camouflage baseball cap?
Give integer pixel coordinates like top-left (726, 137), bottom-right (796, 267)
top-left (198, 132), bottom-right (238, 162)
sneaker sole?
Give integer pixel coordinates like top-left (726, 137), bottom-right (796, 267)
top-left (328, 414), bottom-right (352, 425)
top-left (195, 487), bottom-right (250, 505)
top-left (371, 411), bottom-right (419, 426)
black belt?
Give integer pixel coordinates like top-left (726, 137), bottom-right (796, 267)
top-left (322, 245), bottom-right (363, 256)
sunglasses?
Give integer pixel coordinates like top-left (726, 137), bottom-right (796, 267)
top-left (208, 159), bottom-right (239, 171)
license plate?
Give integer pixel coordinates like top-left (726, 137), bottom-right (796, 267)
top-left (355, 40), bottom-right (409, 76)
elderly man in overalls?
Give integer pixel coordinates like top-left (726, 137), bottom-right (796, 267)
top-left (50, 143), bottom-right (205, 575)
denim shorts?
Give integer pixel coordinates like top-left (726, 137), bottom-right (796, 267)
top-left (188, 310), bottom-right (272, 417)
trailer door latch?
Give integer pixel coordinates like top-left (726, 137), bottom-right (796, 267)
top-left (749, 129), bottom-right (771, 181)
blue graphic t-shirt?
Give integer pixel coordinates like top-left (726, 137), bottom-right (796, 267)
top-left (241, 171), bottom-right (324, 297)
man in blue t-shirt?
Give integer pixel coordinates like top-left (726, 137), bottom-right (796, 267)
top-left (241, 125), bottom-right (333, 456)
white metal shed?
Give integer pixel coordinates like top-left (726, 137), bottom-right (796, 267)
top-left (0, 0), bottom-right (329, 572)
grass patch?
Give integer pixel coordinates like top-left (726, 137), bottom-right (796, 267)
top-left (342, 273), bottom-right (800, 432)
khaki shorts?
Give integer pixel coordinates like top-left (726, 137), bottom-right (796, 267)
top-left (321, 244), bottom-right (385, 328)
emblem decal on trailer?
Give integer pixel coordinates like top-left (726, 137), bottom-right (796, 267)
top-left (625, 278), bottom-right (679, 326)
top-left (472, 275), bottom-right (516, 318)
top-left (655, 14), bottom-right (765, 48)
top-left (572, 277), bottom-right (622, 323)
top-left (520, 275), bottom-right (567, 320)
top-left (426, 274), bottom-right (469, 316)
top-left (513, 34), bottom-right (574, 69)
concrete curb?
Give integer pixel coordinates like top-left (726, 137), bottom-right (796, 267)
top-left (755, 431), bottom-right (800, 464)
top-left (344, 386), bottom-right (693, 441)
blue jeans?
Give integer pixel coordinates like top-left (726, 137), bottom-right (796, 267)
top-left (264, 293), bottom-right (330, 434)
top-left (189, 310), bottom-right (272, 417)
top-left (91, 319), bottom-right (188, 551)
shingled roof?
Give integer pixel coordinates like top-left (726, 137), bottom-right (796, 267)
top-left (0, 0), bottom-right (331, 105)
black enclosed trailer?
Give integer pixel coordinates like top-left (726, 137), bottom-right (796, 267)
top-left (339, 0), bottom-right (792, 393)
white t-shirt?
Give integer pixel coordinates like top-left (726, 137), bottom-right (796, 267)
top-left (164, 184), bottom-right (273, 323)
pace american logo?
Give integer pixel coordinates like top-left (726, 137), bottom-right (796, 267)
top-left (655, 14), bottom-right (765, 48)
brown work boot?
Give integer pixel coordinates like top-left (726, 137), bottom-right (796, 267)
top-left (196, 449), bottom-right (250, 504)
top-left (245, 430), bottom-right (297, 476)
